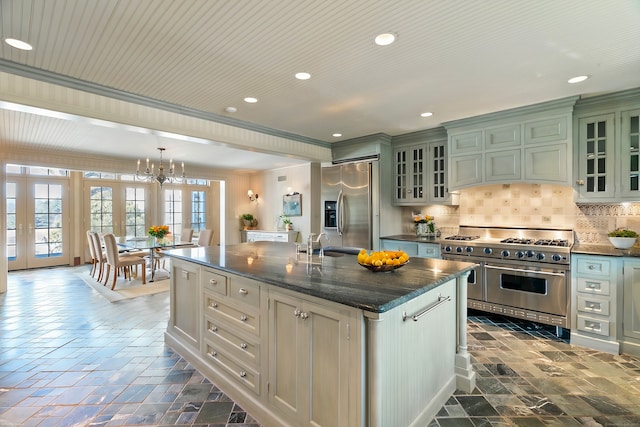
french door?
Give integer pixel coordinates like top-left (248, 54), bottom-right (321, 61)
top-left (7, 177), bottom-right (70, 270)
top-left (85, 182), bottom-right (148, 238)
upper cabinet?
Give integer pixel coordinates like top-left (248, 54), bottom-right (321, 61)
top-left (444, 97), bottom-right (577, 191)
top-left (392, 128), bottom-right (455, 206)
top-left (573, 89), bottom-right (640, 202)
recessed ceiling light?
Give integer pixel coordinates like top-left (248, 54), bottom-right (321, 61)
top-left (5, 38), bottom-right (32, 50)
top-left (295, 72), bottom-right (311, 80)
top-left (420, 112), bottom-right (433, 118)
top-left (374, 32), bottom-right (397, 46)
top-left (244, 97), bottom-right (258, 103)
top-left (332, 133), bottom-right (342, 137)
top-left (224, 106), bottom-right (237, 113)
top-left (568, 75), bottom-right (589, 84)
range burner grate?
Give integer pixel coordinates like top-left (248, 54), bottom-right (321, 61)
top-left (501, 237), bottom-right (535, 244)
top-left (445, 235), bottom-right (480, 241)
top-left (534, 239), bottom-right (569, 247)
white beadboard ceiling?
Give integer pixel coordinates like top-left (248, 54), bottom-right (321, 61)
top-left (0, 0), bottom-right (639, 172)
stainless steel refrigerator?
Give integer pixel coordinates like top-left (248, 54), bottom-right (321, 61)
top-left (321, 162), bottom-right (372, 250)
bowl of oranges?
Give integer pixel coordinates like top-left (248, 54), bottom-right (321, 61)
top-left (357, 249), bottom-right (410, 272)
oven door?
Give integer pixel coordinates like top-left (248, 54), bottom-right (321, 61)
top-left (442, 254), bottom-right (483, 301)
top-left (484, 261), bottom-right (567, 316)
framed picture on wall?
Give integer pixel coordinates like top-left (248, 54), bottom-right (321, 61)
top-left (283, 193), bottom-right (302, 216)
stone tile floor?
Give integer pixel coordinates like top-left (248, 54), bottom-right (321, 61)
top-left (1, 266), bottom-right (640, 426)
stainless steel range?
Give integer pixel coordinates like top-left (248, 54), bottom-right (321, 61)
top-left (441, 226), bottom-right (573, 332)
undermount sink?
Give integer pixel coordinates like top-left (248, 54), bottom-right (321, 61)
top-left (321, 250), bottom-right (345, 257)
top-left (319, 246), bottom-right (363, 257)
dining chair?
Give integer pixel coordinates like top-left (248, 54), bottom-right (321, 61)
top-left (180, 228), bottom-right (194, 244)
top-left (89, 231), bottom-right (107, 282)
top-left (103, 233), bottom-right (146, 290)
top-left (197, 229), bottom-right (214, 246)
top-left (86, 230), bottom-right (98, 278)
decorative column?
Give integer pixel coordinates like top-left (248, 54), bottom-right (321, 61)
top-left (455, 270), bottom-right (477, 392)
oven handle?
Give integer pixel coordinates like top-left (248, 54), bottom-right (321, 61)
top-left (485, 264), bottom-right (565, 277)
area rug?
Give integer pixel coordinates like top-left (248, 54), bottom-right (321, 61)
top-left (78, 269), bottom-right (170, 303)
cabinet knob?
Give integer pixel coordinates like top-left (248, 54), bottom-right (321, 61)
top-left (239, 371), bottom-right (247, 378)
top-left (588, 265), bottom-right (595, 270)
top-left (210, 279), bottom-right (217, 285)
top-left (294, 309), bottom-right (302, 317)
top-left (208, 350), bottom-right (217, 358)
top-left (576, 179), bottom-right (585, 186)
top-left (210, 303), bottom-right (218, 309)
top-left (300, 312), bottom-right (309, 320)
top-left (240, 343), bottom-right (248, 350)
top-left (239, 288), bottom-right (249, 295)
top-left (209, 326), bottom-right (218, 333)
top-left (240, 315), bottom-right (248, 322)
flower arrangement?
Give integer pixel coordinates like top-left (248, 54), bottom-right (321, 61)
top-left (413, 213), bottom-right (435, 236)
top-left (148, 225), bottom-right (170, 239)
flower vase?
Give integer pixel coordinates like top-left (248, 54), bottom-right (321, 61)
top-left (416, 222), bottom-right (435, 237)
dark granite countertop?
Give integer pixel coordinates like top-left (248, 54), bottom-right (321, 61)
top-left (380, 234), bottom-right (442, 244)
top-left (165, 242), bottom-right (476, 314)
top-left (571, 243), bottom-right (640, 257)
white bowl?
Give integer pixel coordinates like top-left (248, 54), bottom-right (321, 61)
top-left (608, 236), bottom-right (636, 249)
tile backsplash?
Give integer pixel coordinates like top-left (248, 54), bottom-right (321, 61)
top-left (404, 183), bottom-right (640, 244)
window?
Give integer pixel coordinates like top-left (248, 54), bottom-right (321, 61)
top-left (164, 189), bottom-right (183, 234)
top-left (6, 182), bottom-right (17, 260)
top-left (125, 187), bottom-right (146, 238)
top-left (34, 183), bottom-right (63, 258)
top-left (191, 190), bottom-right (206, 232)
top-left (89, 186), bottom-right (114, 233)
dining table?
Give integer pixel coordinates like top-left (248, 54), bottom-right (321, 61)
top-left (118, 237), bottom-right (195, 281)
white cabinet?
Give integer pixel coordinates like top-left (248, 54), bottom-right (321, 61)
top-left (573, 89), bottom-right (640, 202)
top-left (392, 128), bottom-right (454, 205)
top-left (623, 259), bottom-right (640, 342)
top-left (380, 238), bottom-right (441, 259)
top-left (570, 254), bottom-right (621, 354)
top-left (445, 97), bottom-right (576, 190)
top-left (268, 289), bottom-right (360, 427)
top-left (241, 230), bottom-right (298, 243)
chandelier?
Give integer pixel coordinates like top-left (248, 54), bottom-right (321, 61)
top-left (136, 147), bottom-right (185, 187)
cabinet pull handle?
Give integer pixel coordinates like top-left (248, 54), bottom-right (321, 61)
top-left (240, 343), bottom-right (248, 350)
top-left (239, 288), bottom-right (249, 295)
top-left (210, 279), bottom-right (217, 285)
top-left (240, 315), bottom-right (248, 322)
top-left (239, 371), bottom-right (247, 378)
top-left (403, 294), bottom-right (451, 322)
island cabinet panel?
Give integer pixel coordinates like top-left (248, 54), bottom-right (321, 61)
top-left (268, 289), bottom-right (362, 427)
top-left (366, 279), bottom-right (457, 426)
top-left (623, 260), bottom-right (640, 346)
top-left (168, 258), bottom-right (201, 350)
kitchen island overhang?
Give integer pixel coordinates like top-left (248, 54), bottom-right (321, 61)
top-left (164, 242), bottom-right (477, 427)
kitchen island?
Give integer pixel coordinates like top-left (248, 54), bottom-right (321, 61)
top-left (164, 242), bottom-right (477, 427)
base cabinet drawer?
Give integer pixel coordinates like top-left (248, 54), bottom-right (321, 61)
top-left (576, 315), bottom-right (610, 337)
top-left (204, 315), bottom-right (260, 366)
top-left (204, 339), bottom-right (261, 395)
top-left (204, 291), bottom-right (261, 336)
top-left (577, 277), bottom-right (611, 296)
top-left (576, 295), bottom-right (610, 316)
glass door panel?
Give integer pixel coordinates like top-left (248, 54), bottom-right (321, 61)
top-left (6, 180), bottom-right (26, 270)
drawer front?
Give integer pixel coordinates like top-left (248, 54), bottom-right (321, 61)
top-left (229, 277), bottom-right (261, 308)
top-left (204, 340), bottom-right (260, 395)
top-left (577, 277), bottom-right (611, 296)
top-left (272, 233), bottom-right (289, 242)
top-left (418, 243), bottom-right (441, 259)
top-left (202, 269), bottom-right (228, 296)
top-left (576, 257), bottom-right (612, 277)
top-left (204, 315), bottom-right (260, 366)
top-left (576, 295), bottom-right (610, 317)
top-left (204, 292), bottom-right (260, 336)
top-left (576, 315), bottom-right (610, 337)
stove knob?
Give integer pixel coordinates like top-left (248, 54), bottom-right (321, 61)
top-left (456, 246), bottom-right (463, 253)
top-left (552, 254), bottom-right (563, 262)
top-left (444, 245), bottom-right (452, 252)
top-left (483, 247), bottom-right (492, 255)
top-left (465, 246), bottom-right (473, 253)
top-left (515, 251), bottom-right (525, 259)
top-left (526, 250), bottom-right (535, 258)
top-left (501, 250), bottom-right (510, 257)
top-left (536, 253), bottom-right (546, 261)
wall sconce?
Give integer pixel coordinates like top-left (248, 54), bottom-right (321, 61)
top-left (248, 189), bottom-right (258, 201)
